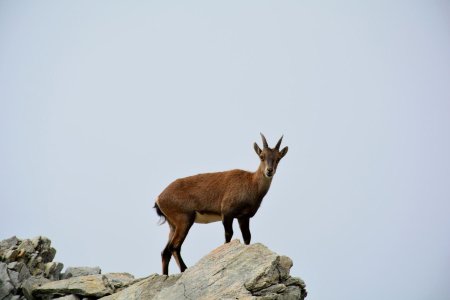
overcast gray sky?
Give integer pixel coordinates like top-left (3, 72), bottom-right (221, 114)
top-left (1, 1), bottom-right (450, 299)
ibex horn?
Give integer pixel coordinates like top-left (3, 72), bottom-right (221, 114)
top-left (275, 135), bottom-right (283, 150)
top-left (260, 133), bottom-right (269, 149)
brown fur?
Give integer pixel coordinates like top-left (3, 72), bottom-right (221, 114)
top-left (154, 134), bottom-right (288, 275)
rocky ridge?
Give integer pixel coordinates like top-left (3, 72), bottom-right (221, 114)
top-left (0, 236), bottom-right (307, 300)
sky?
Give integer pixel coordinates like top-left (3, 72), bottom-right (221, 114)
top-left (1, 1), bottom-right (450, 299)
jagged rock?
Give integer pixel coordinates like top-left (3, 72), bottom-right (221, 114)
top-left (30, 238), bottom-right (55, 265)
top-left (1, 236), bottom-right (307, 300)
top-left (62, 267), bottom-right (101, 279)
top-left (44, 262), bottom-right (64, 281)
top-left (0, 236), bottom-right (60, 280)
top-left (160, 240), bottom-right (305, 300)
top-left (0, 237), bottom-right (20, 257)
top-left (1, 262), bottom-right (15, 299)
top-left (32, 273), bottom-right (135, 299)
top-left (100, 274), bottom-right (181, 300)
top-left (21, 276), bottom-right (51, 300)
top-left (7, 262), bottom-right (31, 284)
top-left (108, 240), bottom-right (306, 300)
top-left (102, 273), bottom-right (136, 291)
top-left (0, 237), bottom-right (21, 265)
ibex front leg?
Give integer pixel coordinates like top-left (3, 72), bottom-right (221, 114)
top-left (238, 217), bottom-right (251, 245)
top-left (222, 216), bottom-right (234, 243)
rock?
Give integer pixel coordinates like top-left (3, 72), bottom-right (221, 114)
top-left (21, 276), bottom-right (51, 300)
top-left (100, 274), bottom-right (180, 300)
top-left (44, 262), bottom-right (64, 281)
top-left (8, 269), bottom-right (21, 291)
top-left (0, 236), bottom-right (61, 281)
top-left (7, 262), bottom-right (31, 284)
top-left (0, 237), bottom-right (65, 300)
top-left (103, 273), bottom-right (136, 291)
top-left (0, 236), bottom-right (307, 300)
top-left (98, 240), bottom-right (307, 300)
top-left (0, 237), bottom-right (20, 254)
top-left (33, 275), bottom-right (111, 299)
top-left (32, 273), bottom-right (135, 299)
top-left (0, 237), bottom-right (21, 264)
top-left (0, 262), bottom-right (15, 299)
top-left (3, 249), bottom-right (20, 263)
top-left (30, 237), bottom-right (55, 265)
top-left (152, 239), bottom-right (306, 300)
top-left (53, 295), bottom-right (80, 300)
top-left (62, 267), bottom-right (101, 279)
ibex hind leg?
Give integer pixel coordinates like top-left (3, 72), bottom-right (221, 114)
top-left (170, 213), bottom-right (195, 273)
top-left (161, 223), bottom-right (175, 275)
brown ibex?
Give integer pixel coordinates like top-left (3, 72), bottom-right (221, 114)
top-left (154, 133), bottom-right (288, 275)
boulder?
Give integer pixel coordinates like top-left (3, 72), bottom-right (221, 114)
top-left (7, 262), bottom-right (31, 285)
top-left (62, 267), bottom-right (101, 280)
top-left (0, 236), bottom-right (307, 300)
top-left (100, 274), bottom-right (180, 300)
top-left (0, 236), bottom-right (60, 280)
top-left (154, 240), bottom-right (307, 300)
top-left (21, 276), bottom-right (51, 300)
top-left (44, 262), bottom-right (64, 281)
top-left (0, 262), bottom-right (15, 300)
top-left (32, 273), bottom-right (135, 299)
top-left (0, 237), bottom-right (20, 258)
top-left (101, 239), bottom-right (307, 300)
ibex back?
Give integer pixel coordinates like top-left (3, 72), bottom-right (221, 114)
top-left (154, 133), bottom-right (288, 275)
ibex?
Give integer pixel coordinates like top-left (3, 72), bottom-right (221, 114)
top-left (154, 133), bottom-right (288, 275)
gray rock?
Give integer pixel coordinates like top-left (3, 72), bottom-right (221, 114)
top-left (253, 284), bottom-right (288, 296)
top-left (97, 240), bottom-right (307, 300)
top-left (3, 249), bottom-right (20, 263)
top-left (100, 274), bottom-right (180, 300)
top-left (53, 295), bottom-right (80, 300)
top-left (0, 237), bottom-right (20, 254)
top-left (7, 269), bottom-right (20, 290)
top-left (0, 262), bottom-right (15, 300)
top-left (8, 262), bottom-right (31, 286)
top-left (44, 262), bottom-right (63, 281)
top-left (32, 273), bottom-right (135, 299)
top-left (21, 276), bottom-right (51, 300)
top-left (152, 239), bottom-right (306, 300)
top-left (0, 236), bottom-right (58, 281)
top-left (30, 237), bottom-right (55, 265)
top-left (62, 267), bottom-right (101, 279)
top-left (103, 273), bottom-right (136, 291)
top-left (17, 240), bottom-right (34, 254)
top-left (1, 236), bottom-right (307, 300)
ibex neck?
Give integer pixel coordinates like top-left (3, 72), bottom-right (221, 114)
top-left (253, 164), bottom-right (273, 196)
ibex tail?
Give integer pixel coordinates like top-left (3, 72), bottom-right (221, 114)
top-left (154, 201), bottom-right (167, 225)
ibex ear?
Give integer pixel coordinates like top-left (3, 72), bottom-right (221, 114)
top-left (254, 143), bottom-right (262, 156)
top-left (280, 146), bottom-right (288, 158)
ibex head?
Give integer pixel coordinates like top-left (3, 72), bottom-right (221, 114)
top-left (254, 133), bottom-right (288, 178)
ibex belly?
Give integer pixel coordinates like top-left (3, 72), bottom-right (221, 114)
top-left (194, 212), bottom-right (222, 224)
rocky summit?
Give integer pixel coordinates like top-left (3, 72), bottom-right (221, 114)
top-left (0, 236), bottom-right (307, 300)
